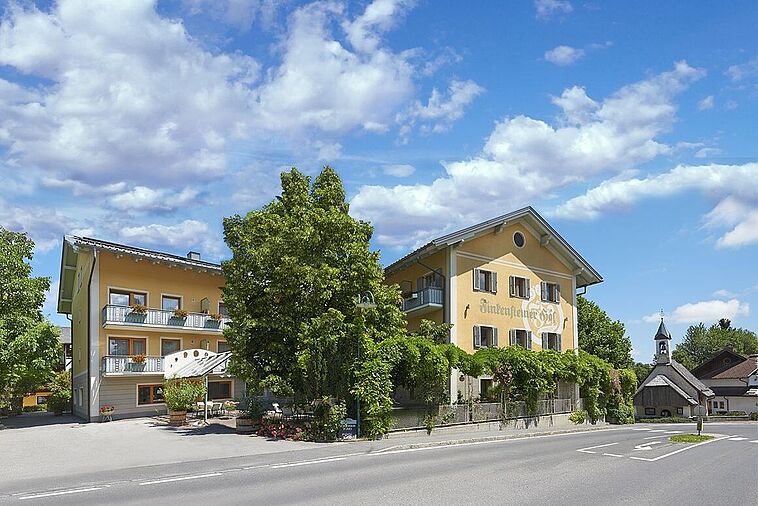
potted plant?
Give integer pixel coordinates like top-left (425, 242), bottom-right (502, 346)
top-left (172, 308), bottom-right (189, 319)
top-left (163, 378), bottom-right (205, 426)
top-left (129, 304), bottom-right (148, 315)
top-left (99, 404), bottom-right (115, 421)
top-left (128, 354), bottom-right (147, 372)
top-left (208, 312), bottom-right (223, 321)
top-left (235, 396), bottom-right (263, 434)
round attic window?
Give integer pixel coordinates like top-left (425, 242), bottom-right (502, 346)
top-left (513, 231), bottom-right (525, 248)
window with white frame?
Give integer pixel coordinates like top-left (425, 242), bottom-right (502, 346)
top-left (473, 325), bottom-right (498, 349)
top-left (509, 329), bottom-right (532, 349)
top-left (509, 276), bottom-right (530, 299)
top-left (473, 269), bottom-right (497, 293)
top-left (540, 281), bottom-right (560, 303)
top-left (417, 271), bottom-right (443, 290)
top-left (541, 332), bottom-right (561, 351)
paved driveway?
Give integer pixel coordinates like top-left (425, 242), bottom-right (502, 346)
top-left (0, 414), bottom-right (325, 483)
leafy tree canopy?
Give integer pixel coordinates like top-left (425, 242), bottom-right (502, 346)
top-left (222, 167), bottom-right (407, 420)
top-left (577, 295), bottom-right (633, 368)
top-left (0, 228), bottom-right (61, 412)
top-left (672, 321), bottom-right (758, 370)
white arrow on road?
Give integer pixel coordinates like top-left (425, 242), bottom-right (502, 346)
top-left (634, 441), bottom-right (662, 451)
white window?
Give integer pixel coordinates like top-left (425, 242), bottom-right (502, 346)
top-left (540, 282), bottom-right (560, 303)
top-left (217, 341), bottom-right (230, 353)
top-left (509, 276), bottom-right (530, 299)
top-left (473, 269), bottom-right (497, 294)
top-left (162, 296), bottom-right (181, 311)
top-left (510, 329), bottom-right (532, 349)
top-left (473, 325), bottom-right (499, 348)
top-left (541, 332), bottom-right (561, 351)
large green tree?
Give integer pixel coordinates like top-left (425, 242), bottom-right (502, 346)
top-left (577, 295), bottom-right (633, 368)
top-left (222, 167), bottom-right (408, 433)
top-left (672, 321), bottom-right (757, 370)
top-left (0, 229), bottom-right (61, 413)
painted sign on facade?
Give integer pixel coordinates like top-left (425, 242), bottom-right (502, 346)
top-left (479, 289), bottom-right (564, 338)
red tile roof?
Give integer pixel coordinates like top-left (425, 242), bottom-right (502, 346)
top-left (712, 356), bottom-right (758, 379)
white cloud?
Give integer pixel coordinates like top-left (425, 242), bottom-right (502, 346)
top-left (352, 62), bottom-right (703, 247)
top-left (713, 289), bottom-right (735, 298)
top-left (554, 163), bottom-right (758, 248)
top-left (183, 0), bottom-right (281, 32)
top-left (697, 95), bottom-right (714, 110)
top-left (726, 57), bottom-right (758, 81)
top-left (535, 0), bottom-right (573, 19)
top-left (397, 79), bottom-right (484, 140)
top-left (0, 197), bottom-right (73, 252)
top-left (544, 45), bottom-right (584, 66)
top-left (342, 0), bottom-right (414, 53)
top-left (41, 177), bottom-right (127, 197)
top-left (694, 147), bottom-right (722, 158)
top-left (643, 299), bottom-right (750, 324)
top-left (383, 164), bottom-right (415, 177)
top-left (119, 219), bottom-right (223, 258)
top-left (108, 187), bottom-right (202, 213)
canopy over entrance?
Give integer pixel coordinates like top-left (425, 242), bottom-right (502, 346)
top-left (164, 349), bottom-right (232, 379)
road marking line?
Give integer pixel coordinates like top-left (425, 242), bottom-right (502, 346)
top-left (576, 442), bottom-right (619, 454)
top-left (602, 453), bottom-right (623, 458)
top-left (750, 440), bottom-right (758, 444)
top-left (20, 487), bottom-right (103, 500)
top-left (139, 473), bottom-right (222, 486)
top-left (271, 457), bottom-right (346, 468)
top-left (648, 429), bottom-right (665, 433)
top-left (727, 437), bottom-right (747, 441)
top-left (664, 431), bottom-right (682, 434)
top-left (643, 435), bottom-right (669, 439)
top-left (631, 428), bottom-right (651, 431)
top-left (629, 434), bottom-right (733, 462)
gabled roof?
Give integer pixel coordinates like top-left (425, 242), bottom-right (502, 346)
top-left (692, 348), bottom-right (748, 379)
top-left (712, 355), bottom-right (758, 380)
top-left (57, 235), bottom-right (222, 314)
top-left (670, 360), bottom-right (715, 397)
top-left (384, 206), bottom-right (603, 288)
top-left (644, 374), bottom-right (698, 405)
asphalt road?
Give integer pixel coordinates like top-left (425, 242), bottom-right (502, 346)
top-left (2, 423), bottom-right (756, 505)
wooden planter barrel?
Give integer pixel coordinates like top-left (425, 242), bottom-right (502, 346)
top-left (236, 417), bottom-right (256, 433)
top-left (169, 410), bottom-right (187, 426)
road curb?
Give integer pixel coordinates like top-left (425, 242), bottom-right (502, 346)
top-left (371, 425), bottom-right (621, 453)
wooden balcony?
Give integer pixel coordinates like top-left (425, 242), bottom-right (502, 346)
top-left (402, 286), bottom-right (444, 316)
top-left (101, 305), bottom-right (230, 332)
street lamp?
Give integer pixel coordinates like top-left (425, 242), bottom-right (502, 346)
top-left (354, 291), bottom-right (376, 438)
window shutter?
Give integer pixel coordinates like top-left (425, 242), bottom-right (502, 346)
top-left (473, 326), bottom-right (481, 348)
top-left (541, 282), bottom-right (547, 302)
top-left (509, 276), bottom-right (515, 297)
top-left (492, 272), bottom-right (498, 294)
top-left (525, 279), bottom-right (531, 299)
top-left (493, 327), bottom-right (499, 347)
top-left (527, 331), bottom-right (533, 350)
top-left (542, 332), bottom-right (548, 350)
top-left (509, 329), bottom-right (516, 346)
top-left (473, 269), bottom-right (481, 291)
top-left (555, 283), bottom-right (560, 302)
top-left (556, 333), bottom-right (562, 352)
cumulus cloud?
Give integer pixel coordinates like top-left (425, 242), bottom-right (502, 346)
top-left (725, 57), bottom-right (758, 81)
top-left (553, 163), bottom-right (758, 248)
top-left (643, 299), bottom-right (750, 324)
top-left (535, 0), bottom-right (573, 19)
top-left (41, 177), bottom-right (127, 197)
top-left (694, 147), bottom-right (722, 158)
top-left (697, 95), bottom-right (714, 110)
top-left (108, 187), bottom-right (202, 213)
top-left (0, 197), bottom-right (74, 252)
top-left (383, 164), bottom-right (415, 177)
top-left (119, 219), bottom-right (223, 258)
top-left (397, 79), bottom-right (484, 141)
top-left (544, 45), bottom-right (584, 66)
top-left (351, 62), bottom-right (704, 247)
top-left (183, 0), bottom-right (281, 32)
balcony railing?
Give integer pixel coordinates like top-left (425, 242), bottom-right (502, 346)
top-left (101, 355), bottom-right (164, 375)
top-left (102, 305), bottom-right (230, 332)
top-left (402, 286), bottom-right (444, 314)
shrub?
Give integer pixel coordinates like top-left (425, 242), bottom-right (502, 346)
top-left (569, 410), bottom-right (587, 425)
top-left (23, 404), bottom-right (47, 412)
top-left (305, 397), bottom-right (347, 441)
top-left (606, 402), bottom-right (635, 425)
top-left (642, 416), bottom-right (692, 423)
top-left (47, 370), bottom-right (71, 415)
top-left (163, 379), bottom-right (205, 412)
top-left (750, 412), bottom-right (758, 421)
top-left (723, 411), bottom-right (747, 417)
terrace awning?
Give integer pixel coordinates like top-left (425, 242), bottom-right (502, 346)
top-left (163, 349), bottom-right (232, 379)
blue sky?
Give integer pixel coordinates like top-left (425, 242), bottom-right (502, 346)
top-left (1, 0), bottom-right (756, 363)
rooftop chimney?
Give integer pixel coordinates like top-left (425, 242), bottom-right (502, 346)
top-left (187, 251), bottom-right (201, 261)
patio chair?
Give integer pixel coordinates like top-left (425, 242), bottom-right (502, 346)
top-left (212, 402), bottom-right (223, 417)
top-left (271, 402), bottom-right (284, 420)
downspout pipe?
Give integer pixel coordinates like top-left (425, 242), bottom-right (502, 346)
top-left (86, 249), bottom-right (97, 422)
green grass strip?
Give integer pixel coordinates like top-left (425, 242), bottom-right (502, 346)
top-left (670, 434), bottom-right (714, 443)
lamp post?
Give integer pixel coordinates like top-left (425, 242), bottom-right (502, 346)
top-left (355, 291), bottom-right (377, 438)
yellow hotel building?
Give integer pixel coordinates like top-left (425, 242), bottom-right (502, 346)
top-left (385, 207), bottom-right (603, 401)
top-left (57, 236), bottom-right (242, 422)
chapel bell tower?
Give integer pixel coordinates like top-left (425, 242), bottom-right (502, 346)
top-left (654, 312), bottom-right (672, 365)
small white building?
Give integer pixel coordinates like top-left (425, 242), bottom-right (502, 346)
top-left (693, 349), bottom-right (758, 415)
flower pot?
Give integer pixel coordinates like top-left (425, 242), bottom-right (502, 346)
top-left (169, 410), bottom-right (187, 426)
top-left (236, 417), bottom-right (256, 433)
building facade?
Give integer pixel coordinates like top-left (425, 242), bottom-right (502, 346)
top-left (693, 349), bottom-right (758, 415)
top-left (57, 236), bottom-right (242, 422)
top-left (384, 207), bottom-right (603, 402)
